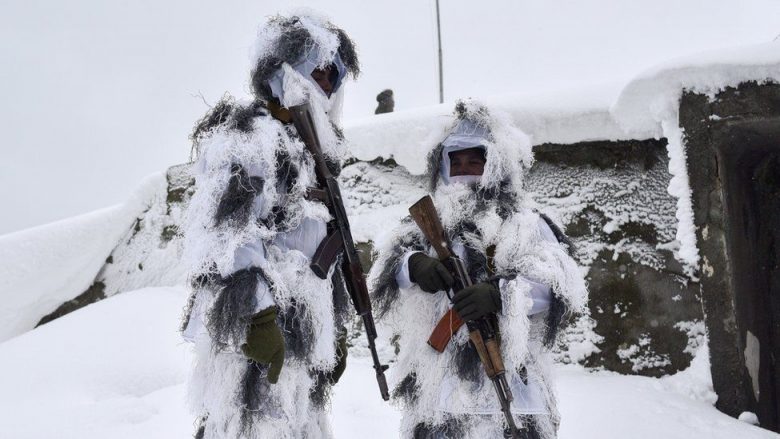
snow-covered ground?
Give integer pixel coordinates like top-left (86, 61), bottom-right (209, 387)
top-left (1, 287), bottom-right (776, 438)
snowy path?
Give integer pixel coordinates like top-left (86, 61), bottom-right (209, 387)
top-left (0, 287), bottom-right (776, 438)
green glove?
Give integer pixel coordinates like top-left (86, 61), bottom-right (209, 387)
top-left (328, 329), bottom-right (348, 384)
top-left (241, 307), bottom-right (285, 384)
top-left (408, 252), bottom-right (454, 293)
top-left (452, 282), bottom-right (502, 321)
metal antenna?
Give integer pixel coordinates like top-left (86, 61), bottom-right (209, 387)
top-left (435, 0), bottom-right (444, 104)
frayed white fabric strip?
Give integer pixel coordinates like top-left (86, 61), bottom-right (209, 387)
top-left (396, 251), bottom-right (417, 289)
top-left (500, 277), bottom-right (552, 316)
top-left (448, 175), bottom-right (482, 185)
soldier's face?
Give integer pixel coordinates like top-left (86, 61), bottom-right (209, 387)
top-left (311, 65), bottom-right (334, 97)
top-left (449, 148), bottom-right (486, 177)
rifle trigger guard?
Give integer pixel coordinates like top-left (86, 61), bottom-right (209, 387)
top-left (304, 187), bottom-right (330, 205)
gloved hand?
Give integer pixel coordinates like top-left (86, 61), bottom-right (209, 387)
top-left (408, 252), bottom-right (454, 293)
top-left (241, 307), bottom-right (285, 384)
top-left (453, 282), bottom-right (502, 321)
top-left (327, 329), bottom-right (348, 384)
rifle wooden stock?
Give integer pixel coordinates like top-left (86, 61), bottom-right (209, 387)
top-left (289, 103), bottom-right (390, 401)
top-left (409, 196), bottom-right (452, 260)
top-left (410, 197), bottom-right (467, 351)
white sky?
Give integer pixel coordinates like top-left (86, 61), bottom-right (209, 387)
top-left (1, 0), bottom-right (779, 234)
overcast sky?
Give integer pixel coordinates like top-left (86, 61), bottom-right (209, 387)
top-left (1, 0), bottom-right (779, 234)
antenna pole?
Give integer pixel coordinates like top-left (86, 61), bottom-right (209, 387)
top-left (435, 0), bottom-right (444, 104)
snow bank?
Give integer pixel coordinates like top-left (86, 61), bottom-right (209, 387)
top-left (555, 365), bottom-right (777, 439)
top-left (0, 173), bottom-right (165, 343)
top-left (347, 41), bottom-right (780, 176)
top-left (612, 40), bottom-right (780, 133)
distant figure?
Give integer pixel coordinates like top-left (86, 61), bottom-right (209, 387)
top-left (375, 89), bottom-right (394, 114)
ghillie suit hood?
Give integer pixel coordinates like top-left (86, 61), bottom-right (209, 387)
top-left (190, 10), bottom-right (358, 160)
top-left (249, 11), bottom-right (359, 122)
top-left (181, 11), bottom-right (356, 439)
top-left (368, 101), bottom-right (588, 438)
top-left (425, 99), bottom-right (534, 219)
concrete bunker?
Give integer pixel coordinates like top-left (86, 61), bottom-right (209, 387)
top-left (683, 81), bottom-right (780, 431)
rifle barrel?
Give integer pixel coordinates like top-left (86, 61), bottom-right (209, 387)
top-left (289, 102), bottom-right (390, 402)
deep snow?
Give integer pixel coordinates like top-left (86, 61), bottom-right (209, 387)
top-left (0, 287), bottom-right (776, 438)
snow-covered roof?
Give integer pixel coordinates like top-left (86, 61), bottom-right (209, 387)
top-left (344, 85), bottom-right (627, 175)
top-left (345, 40), bottom-right (780, 175)
top-left (613, 39), bottom-right (780, 136)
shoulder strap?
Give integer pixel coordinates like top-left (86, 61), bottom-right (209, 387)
top-left (538, 212), bottom-right (575, 256)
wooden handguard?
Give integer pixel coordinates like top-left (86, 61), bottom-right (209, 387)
top-left (469, 329), bottom-right (496, 378)
top-left (484, 337), bottom-right (506, 379)
top-left (427, 308), bottom-right (466, 352)
top-left (468, 329), bottom-right (506, 379)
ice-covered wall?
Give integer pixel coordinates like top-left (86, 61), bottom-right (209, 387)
top-left (529, 140), bottom-right (702, 375)
top-left (35, 165), bottom-right (195, 329)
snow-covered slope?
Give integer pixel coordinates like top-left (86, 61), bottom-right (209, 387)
top-left (0, 286), bottom-right (774, 438)
top-left (0, 173), bottom-right (165, 343)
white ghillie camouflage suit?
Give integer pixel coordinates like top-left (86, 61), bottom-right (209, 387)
top-left (369, 101), bottom-right (588, 439)
top-left (180, 12), bottom-right (359, 439)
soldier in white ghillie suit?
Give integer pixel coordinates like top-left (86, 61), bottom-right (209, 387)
top-left (180, 12), bottom-right (359, 439)
top-left (369, 101), bottom-right (588, 438)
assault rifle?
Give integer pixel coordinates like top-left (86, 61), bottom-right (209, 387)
top-left (409, 195), bottom-right (521, 438)
top-left (289, 103), bottom-right (390, 401)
